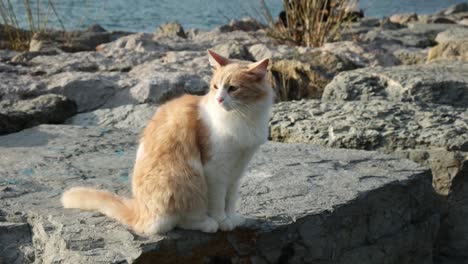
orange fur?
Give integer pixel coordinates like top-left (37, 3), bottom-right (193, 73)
top-left (61, 50), bottom-right (272, 235)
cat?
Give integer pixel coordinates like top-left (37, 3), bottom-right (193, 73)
top-left (61, 50), bottom-right (273, 235)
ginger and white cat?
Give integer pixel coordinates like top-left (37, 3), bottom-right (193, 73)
top-left (62, 50), bottom-right (273, 235)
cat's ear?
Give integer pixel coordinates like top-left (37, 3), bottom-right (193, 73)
top-left (207, 49), bottom-right (230, 68)
top-left (247, 58), bottom-right (269, 80)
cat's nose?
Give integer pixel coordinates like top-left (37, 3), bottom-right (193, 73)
top-left (217, 98), bottom-right (224, 104)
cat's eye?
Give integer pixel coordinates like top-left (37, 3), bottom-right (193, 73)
top-left (213, 84), bottom-right (218, 90)
top-left (228, 86), bottom-right (238, 93)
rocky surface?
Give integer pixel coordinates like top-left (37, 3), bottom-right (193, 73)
top-left (0, 94), bottom-right (76, 135)
top-left (0, 125), bottom-right (437, 263)
top-left (1, 3), bottom-right (468, 263)
top-left (270, 61), bottom-right (468, 263)
top-left (322, 62), bottom-right (468, 107)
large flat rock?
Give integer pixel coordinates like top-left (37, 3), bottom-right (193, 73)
top-left (0, 125), bottom-right (437, 263)
top-left (322, 62), bottom-right (468, 107)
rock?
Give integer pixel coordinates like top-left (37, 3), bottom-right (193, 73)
top-left (218, 18), bottom-right (264, 32)
top-left (435, 27), bottom-right (468, 43)
top-left (321, 41), bottom-right (400, 67)
top-left (271, 51), bottom-right (357, 101)
top-left (0, 94), bottom-right (76, 135)
top-left (126, 58), bottom-right (209, 105)
top-left (0, 124), bottom-right (438, 263)
top-left (154, 21), bottom-right (186, 39)
top-left (28, 50), bottom-right (162, 74)
top-left (45, 72), bottom-right (121, 112)
top-left (29, 26), bottom-right (130, 53)
top-left (212, 41), bottom-right (251, 60)
top-left (270, 99), bottom-right (467, 153)
top-left (362, 23), bottom-right (462, 48)
top-left (0, 72), bottom-right (46, 101)
top-left (428, 16), bottom-right (456, 24)
top-left (66, 103), bottom-right (155, 130)
top-left (459, 18), bottom-right (468, 26)
top-left (390, 13), bottom-right (418, 24)
top-left (322, 62), bottom-right (468, 107)
top-left (442, 2), bottom-right (468, 16)
top-left (393, 47), bottom-right (428, 65)
top-left (97, 33), bottom-right (166, 53)
top-left (427, 40), bottom-right (468, 62)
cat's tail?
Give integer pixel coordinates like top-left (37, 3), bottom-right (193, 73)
top-left (61, 187), bottom-right (137, 227)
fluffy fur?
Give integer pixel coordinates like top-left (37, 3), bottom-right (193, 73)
top-left (62, 50), bottom-right (273, 235)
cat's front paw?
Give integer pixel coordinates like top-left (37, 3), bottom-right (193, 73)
top-left (200, 217), bottom-right (219, 233)
top-left (218, 217), bottom-right (236, 231)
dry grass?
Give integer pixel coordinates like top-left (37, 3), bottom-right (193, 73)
top-left (261, 0), bottom-right (359, 47)
top-left (0, 0), bottom-right (63, 50)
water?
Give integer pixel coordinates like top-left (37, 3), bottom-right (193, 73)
top-left (5, 0), bottom-right (467, 32)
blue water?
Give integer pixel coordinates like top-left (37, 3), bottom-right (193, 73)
top-left (5, 0), bottom-right (468, 32)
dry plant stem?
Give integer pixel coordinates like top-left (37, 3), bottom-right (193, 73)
top-left (0, 0), bottom-right (63, 50)
top-left (264, 0), bottom-right (358, 47)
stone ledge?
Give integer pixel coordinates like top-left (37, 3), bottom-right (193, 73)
top-left (0, 125), bottom-right (438, 263)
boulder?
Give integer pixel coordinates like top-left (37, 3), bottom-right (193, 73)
top-left (97, 33), bottom-right (167, 53)
top-left (217, 18), bottom-right (265, 32)
top-left (389, 13), bottom-right (418, 24)
top-left (0, 72), bottom-right (46, 101)
top-left (45, 72), bottom-right (121, 112)
top-left (427, 40), bottom-right (468, 62)
top-left (435, 27), bottom-right (468, 43)
top-left (154, 22), bottom-right (186, 39)
top-left (322, 62), bottom-right (468, 107)
top-left (362, 23), bottom-right (462, 48)
top-left (321, 41), bottom-right (401, 67)
top-left (66, 103), bottom-right (155, 130)
top-left (441, 2), bottom-right (468, 16)
top-left (211, 41), bottom-right (252, 60)
top-left (0, 125), bottom-right (438, 263)
top-left (393, 47), bottom-right (428, 65)
top-left (0, 94), bottom-right (76, 135)
top-left (29, 25), bottom-right (130, 53)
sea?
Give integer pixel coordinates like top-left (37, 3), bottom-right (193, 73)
top-left (5, 0), bottom-right (468, 32)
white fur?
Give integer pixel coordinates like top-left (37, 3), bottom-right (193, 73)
top-left (148, 215), bottom-right (179, 234)
top-left (136, 143), bottom-right (145, 161)
top-left (199, 88), bottom-right (273, 230)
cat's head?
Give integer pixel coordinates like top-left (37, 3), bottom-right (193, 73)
top-left (206, 49), bottom-right (272, 111)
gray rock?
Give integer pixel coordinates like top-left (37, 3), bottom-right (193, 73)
top-left (29, 50), bottom-right (162, 74)
top-left (212, 41), bottom-right (252, 60)
top-left (435, 27), bottom-right (468, 43)
top-left (393, 47), bottom-right (428, 65)
top-left (154, 21), bottom-right (186, 39)
top-left (389, 13), bottom-right (418, 24)
top-left (217, 18), bottom-right (265, 32)
top-left (0, 94), bottom-right (76, 135)
top-left (441, 2), bottom-right (468, 15)
top-left (0, 125), bottom-right (437, 263)
top-left (361, 23), bottom-right (462, 48)
top-left (321, 41), bottom-right (401, 67)
top-left (270, 98), bottom-right (468, 262)
top-left (270, 99), bottom-right (467, 152)
top-left (127, 58), bottom-right (210, 104)
top-left (28, 26), bottom-right (130, 53)
top-left (322, 62), bottom-right (468, 107)
top-left (0, 72), bottom-right (46, 101)
top-left (428, 40), bottom-right (468, 62)
top-left (45, 72), bottom-right (121, 112)
top-left (66, 103), bottom-right (156, 130)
